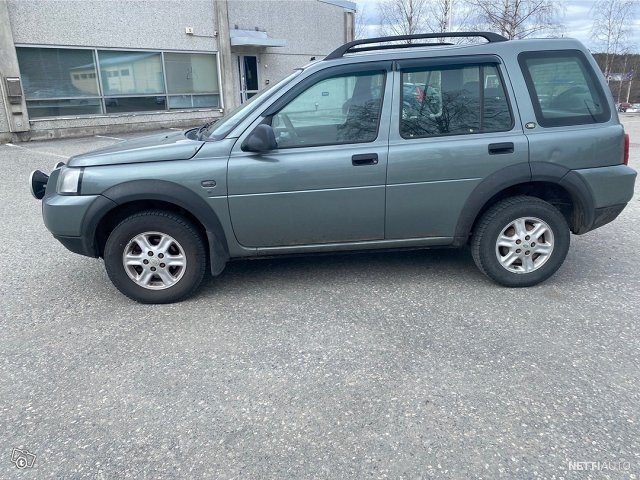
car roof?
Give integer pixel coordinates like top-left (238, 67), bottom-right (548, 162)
top-left (312, 36), bottom-right (589, 69)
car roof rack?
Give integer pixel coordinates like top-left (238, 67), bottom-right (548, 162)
top-left (324, 32), bottom-right (508, 60)
top-left (349, 42), bottom-right (455, 54)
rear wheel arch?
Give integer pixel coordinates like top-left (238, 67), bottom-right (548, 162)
top-left (454, 163), bottom-right (593, 243)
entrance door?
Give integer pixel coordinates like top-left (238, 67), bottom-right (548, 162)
top-left (239, 55), bottom-right (259, 103)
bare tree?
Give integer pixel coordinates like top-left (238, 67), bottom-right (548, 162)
top-left (378, 0), bottom-right (430, 41)
top-left (354, 2), bottom-right (369, 40)
top-left (469, 0), bottom-right (563, 40)
top-left (590, 0), bottom-right (636, 81)
top-left (425, 0), bottom-right (472, 33)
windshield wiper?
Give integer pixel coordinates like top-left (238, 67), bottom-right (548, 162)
top-left (196, 119), bottom-right (219, 141)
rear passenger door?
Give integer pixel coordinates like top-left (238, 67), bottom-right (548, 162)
top-left (385, 56), bottom-right (529, 240)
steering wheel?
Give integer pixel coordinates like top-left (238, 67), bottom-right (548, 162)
top-left (280, 113), bottom-right (300, 143)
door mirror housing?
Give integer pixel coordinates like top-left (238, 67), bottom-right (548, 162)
top-left (241, 124), bottom-right (278, 153)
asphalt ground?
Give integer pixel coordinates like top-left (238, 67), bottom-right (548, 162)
top-left (1, 120), bottom-right (639, 479)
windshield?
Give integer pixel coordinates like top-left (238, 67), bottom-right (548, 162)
top-left (203, 69), bottom-right (302, 140)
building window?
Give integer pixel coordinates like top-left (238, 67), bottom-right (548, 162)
top-left (16, 46), bottom-right (220, 118)
top-left (16, 47), bottom-right (102, 118)
top-left (164, 52), bottom-right (220, 109)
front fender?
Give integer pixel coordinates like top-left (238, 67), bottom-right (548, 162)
top-left (88, 180), bottom-right (229, 274)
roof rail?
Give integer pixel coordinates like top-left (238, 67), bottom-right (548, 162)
top-left (324, 32), bottom-right (508, 60)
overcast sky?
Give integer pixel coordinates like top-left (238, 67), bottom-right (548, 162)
top-left (355, 0), bottom-right (640, 51)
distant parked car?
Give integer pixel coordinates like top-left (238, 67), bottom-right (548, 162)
top-left (618, 102), bottom-right (632, 112)
top-left (625, 103), bottom-right (640, 113)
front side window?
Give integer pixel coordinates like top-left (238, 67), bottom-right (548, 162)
top-left (519, 50), bottom-right (610, 127)
top-left (400, 63), bottom-right (513, 138)
top-left (272, 71), bottom-right (385, 148)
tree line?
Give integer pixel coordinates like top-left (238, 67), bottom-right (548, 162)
top-left (355, 0), bottom-right (638, 102)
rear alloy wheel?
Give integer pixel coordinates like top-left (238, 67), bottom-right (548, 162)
top-left (471, 196), bottom-right (570, 287)
top-left (104, 210), bottom-right (207, 303)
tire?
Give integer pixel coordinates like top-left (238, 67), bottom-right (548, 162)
top-left (471, 195), bottom-right (570, 287)
top-left (104, 210), bottom-right (207, 303)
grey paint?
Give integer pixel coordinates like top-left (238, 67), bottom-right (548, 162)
top-left (574, 164), bottom-right (637, 208)
top-left (385, 61), bottom-right (529, 239)
top-left (68, 131), bottom-right (204, 167)
top-left (526, 124), bottom-right (624, 170)
top-left (35, 37), bottom-right (637, 276)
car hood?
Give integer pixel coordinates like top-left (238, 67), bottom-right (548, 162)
top-left (67, 131), bottom-right (204, 167)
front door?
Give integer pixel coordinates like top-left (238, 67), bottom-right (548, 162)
top-left (239, 55), bottom-right (259, 103)
top-left (228, 64), bottom-right (391, 248)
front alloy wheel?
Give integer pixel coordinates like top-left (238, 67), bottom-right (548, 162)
top-left (122, 232), bottom-right (187, 290)
top-left (104, 210), bottom-right (207, 303)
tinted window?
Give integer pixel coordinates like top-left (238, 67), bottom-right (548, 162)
top-left (519, 50), bottom-right (610, 127)
top-left (16, 47), bottom-right (222, 118)
top-left (16, 47), bottom-right (103, 118)
top-left (16, 47), bottom-right (100, 99)
top-left (272, 71), bottom-right (385, 148)
top-left (400, 64), bottom-right (512, 138)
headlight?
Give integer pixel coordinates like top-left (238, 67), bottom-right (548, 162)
top-left (57, 167), bottom-right (83, 195)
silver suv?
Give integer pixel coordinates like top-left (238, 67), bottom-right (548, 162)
top-left (30, 32), bottom-right (637, 303)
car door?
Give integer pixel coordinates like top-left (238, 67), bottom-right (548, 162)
top-left (227, 62), bottom-right (392, 248)
top-left (385, 56), bottom-right (529, 240)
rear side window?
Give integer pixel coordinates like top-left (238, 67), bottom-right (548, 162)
top-left (400, 63), bottom-right (513, 138)
top-left (518, 50), bottom-right (611, 127)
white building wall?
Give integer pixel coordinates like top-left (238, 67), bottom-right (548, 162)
top-left (229, 0), bottom-right (349, 85)
top-left (7, 0), bottom-right (218, 52)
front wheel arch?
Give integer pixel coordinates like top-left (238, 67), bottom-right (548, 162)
top-left (88, 180), bottom-right (230, 275)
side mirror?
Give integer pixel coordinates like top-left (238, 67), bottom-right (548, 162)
top-left (241, 124), bottom-right (278, 153)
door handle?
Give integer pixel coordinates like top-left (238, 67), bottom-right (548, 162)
top-left (352, 153), bottom-right (379, 166)
top-left (488, 142), bottom-right (514, 155)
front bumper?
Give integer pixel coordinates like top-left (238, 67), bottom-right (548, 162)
top-left (52, 234), bottom-right (92, 257)
top-left (41, 172), bottom-right (117, 257)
